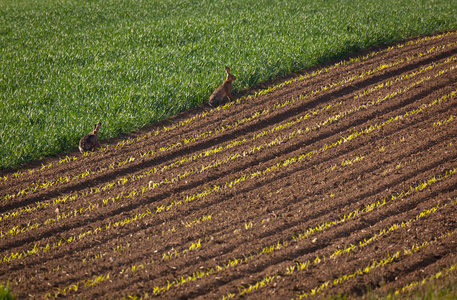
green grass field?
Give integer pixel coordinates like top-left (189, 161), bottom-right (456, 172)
top-left (1, 0), bottom-right (456, 169)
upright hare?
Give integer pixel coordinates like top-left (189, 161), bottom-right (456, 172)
top-left (208, 66), bottom-right (236, 107)
top-left (79, 123), bottom-right (101, 153)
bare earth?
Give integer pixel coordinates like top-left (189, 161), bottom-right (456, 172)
top-left (1, 31), bottom-right (457, 299)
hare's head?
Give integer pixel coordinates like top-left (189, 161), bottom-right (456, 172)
top-left (225, 66), bottom-right (236, 82)
top-left (92, 122), bottom-right (101, 135)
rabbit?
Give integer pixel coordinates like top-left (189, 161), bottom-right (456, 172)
top-left (208, 66), bottom-right (236, 107)
top-left (79, 122), bottom-right (101, 153)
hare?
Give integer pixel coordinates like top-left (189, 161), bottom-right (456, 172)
top-left (208, 66), bottom-right (236, 107)
top-left (79, 122), bottom-right (101, 153)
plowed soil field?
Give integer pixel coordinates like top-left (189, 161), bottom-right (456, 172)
top-left (1, 31), bottom-right (457, 299)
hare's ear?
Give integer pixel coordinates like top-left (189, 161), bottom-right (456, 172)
top-left (225, 66), bottom-right (230, 74)
top-left (94, 122), bottom-right (101, 132)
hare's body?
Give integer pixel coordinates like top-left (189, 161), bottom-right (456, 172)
top-left (79, 123), bottom-right (101, 153)
top-left (209, 67), bottom-right (236, 107)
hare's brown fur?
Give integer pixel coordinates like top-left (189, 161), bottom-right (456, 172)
top-left (209, 67), bottom-right (236, 107)
top-left (79, 123), bottom-right (101, 153)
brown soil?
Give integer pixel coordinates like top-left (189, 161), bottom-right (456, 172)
top-left (1, 31), bottom-right (457, 300)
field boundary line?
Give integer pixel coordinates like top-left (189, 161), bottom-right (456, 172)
top-left (5, 39), bottom-right (457, 203)
top-left (2, 79), bottom-right (456, 247)
top-left (3, 30), bottom-right (456, 183)
top-left (5, 38), bottom-right (455, 203)
top-left (162, 30), bottom-right (457, 131)
top-left (8, 50), bottom-right (452, 221)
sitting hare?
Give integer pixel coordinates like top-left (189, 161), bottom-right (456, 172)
top-left (79, 122), bottom-right (101, 153)
top-left (208, 66), bottom-right (236, 107)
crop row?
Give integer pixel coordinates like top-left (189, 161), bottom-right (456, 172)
top-left (0, 124), bottom-right (316, 236)
top-left (3, 78), bottom-right (457, 261)
top-left (8, 127), bottom-right (454, 296)
top-left (2, 29), bottom-right (457, 300)
top-left (3, 46), bottom-right (454, 224)
top-left (231, 153), bottom-right (372, 236)
top-left (183, 86), bottom-right (457, 205)
top-left (295, 229), bottom-right (457, 299)
top-left (2, 82), bottom-right (455, 259)
top-left (6, 211), bottom-right (213, 288)
top-left (382, 155), bottom-right (416, 176)
top-left (4, 154), bottom-right (452, 298)
top-left (42, 236), bottom-right (206, 298)
top-left (330, 131), bottom-right (455, 205)
top-left (227, 197), bottom-right (457, 299)
top-left (354, 55), bottom-right (457, 99)
top-left (434, 114), bottom-right (457, 127)
top-left (124, 171), bottom-right (457, 299)
top-left (70, 31), bottom-right (457, 147)
top-left (392, 261), bottom-right (457, 297)
top-left (2, 30), bottom-right (455, 187)
top-left (37, 151), bottom-right (457, 296)
top-left (76, 30), bottom-right (457, 148)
